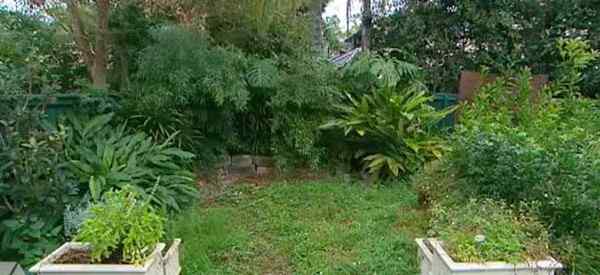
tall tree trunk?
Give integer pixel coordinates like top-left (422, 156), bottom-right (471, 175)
top-left (361, 0), bottom-right (371, 50)
top-left (66, 0), bottom-right (110, 90)
top-left (346, 0), bottom-right (351, 34)
top-left (92, 0), bottom-right (110, 90)
top-left (67, 0), bottom-right (94, 77)
top-left (312, 0), bottom-right (325, 55)
top-left (117, 46), bottom-right (130, 91)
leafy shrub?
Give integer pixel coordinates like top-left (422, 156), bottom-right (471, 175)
top-left (77, 188), bottom-right (164, 264)
top-left (64, 113), bottom-right (198, 212)
top-left (431, 199), bottom-right (550, 263)
top-left (323, 54), bottom-right (455, 179)
top-left (452, 131), bottom-right (552, 203)
top-left (455, 131), bottom-right (600, 234)
top-left (0, 104), bottom-right (78, 266)
top-left (270, 55), bottom-right (340, 170)
top-left (0, 8), bottom-right (85, 95)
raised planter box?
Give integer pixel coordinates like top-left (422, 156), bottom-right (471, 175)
top-left (29, 239), bottom-right (181, 275)
top-left (416, 238), bottom-right (562, 275)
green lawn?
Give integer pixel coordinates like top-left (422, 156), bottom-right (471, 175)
top-left (168, 179), bottom-right (427, 275)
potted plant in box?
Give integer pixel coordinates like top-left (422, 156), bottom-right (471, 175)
top-left (416, 199), bottom-right (562, 275)
top-left (29, 188), bottom-right (181, 275)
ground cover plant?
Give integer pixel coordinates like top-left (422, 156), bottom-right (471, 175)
top-left (168, 179), bottom-right (427, 274)
top-left (430, 199), bottom-right (550, 264)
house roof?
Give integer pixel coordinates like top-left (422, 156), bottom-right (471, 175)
top-left (329, 48), bottom-right (361, 66)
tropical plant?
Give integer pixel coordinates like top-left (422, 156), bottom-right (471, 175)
top-left (77, 188), bottom-right (164, 264)
top-left (64, 113), bottom-right (198, 212)
top-left (323, 54), bottom-right (454, 179)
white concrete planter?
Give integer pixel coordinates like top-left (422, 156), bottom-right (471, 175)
top-left (29, 239), bottom-right (182, 275)
top-left (416, 238), bottom-right (563, 275)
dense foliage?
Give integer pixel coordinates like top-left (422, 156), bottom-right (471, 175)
top-left (0, 107), bottom-right (196, 265)
top-left (64, 113), bottom-right (198, 212)
top-left (448, 39), bottom-right (600, 273)
top-left (372, 0), bottom-right (600, 97)
top-left (125, 26), bottom-right (340, 169)
top-left (0, 7), bottom-right (85, 94)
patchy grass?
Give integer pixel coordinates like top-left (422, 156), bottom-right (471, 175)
top-left (168, 179), bottom-right (427, 274)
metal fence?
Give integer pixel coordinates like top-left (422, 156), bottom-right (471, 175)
top-left (432, 93), bottom-right (458, 130)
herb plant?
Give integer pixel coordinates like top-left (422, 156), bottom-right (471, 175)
top-left (77, 188), bottom-right (164, 265)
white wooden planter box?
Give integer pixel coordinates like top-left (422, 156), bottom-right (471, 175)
top-left (416, 238), bottom-right (563, 275)
top-left (29, 239), bottom-right (182, 275)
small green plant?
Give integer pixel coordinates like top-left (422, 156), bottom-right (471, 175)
top-left (431, 199), bottom-right (550, 263)
top-left (77, 188), bottom-right (164, 265)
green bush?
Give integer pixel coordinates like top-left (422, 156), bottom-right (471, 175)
top-left (127, 26), bottom-right (340, 170)
top-left (0, 8), bottom-right (86, 95)
top-left (64, 113), bottom-right (198, 212)
top-left (270, 55), bottom-right (340, 170)
top-left (431, 199), bottom-right (550, 263)
top-left (453, 130), bottom-right (600, 236)
top-left (77, 188), bottom-right (164, 264)
top-left (124, 26), bottom-right (248, 163)
top-left (452, 131), bottom-right (552, 203)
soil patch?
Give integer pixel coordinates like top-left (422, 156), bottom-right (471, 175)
top-left (54, 248), bottom-right (125, 264)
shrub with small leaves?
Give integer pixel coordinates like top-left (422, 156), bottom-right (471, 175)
top-left (76, 188), bottom-right (164, 265)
